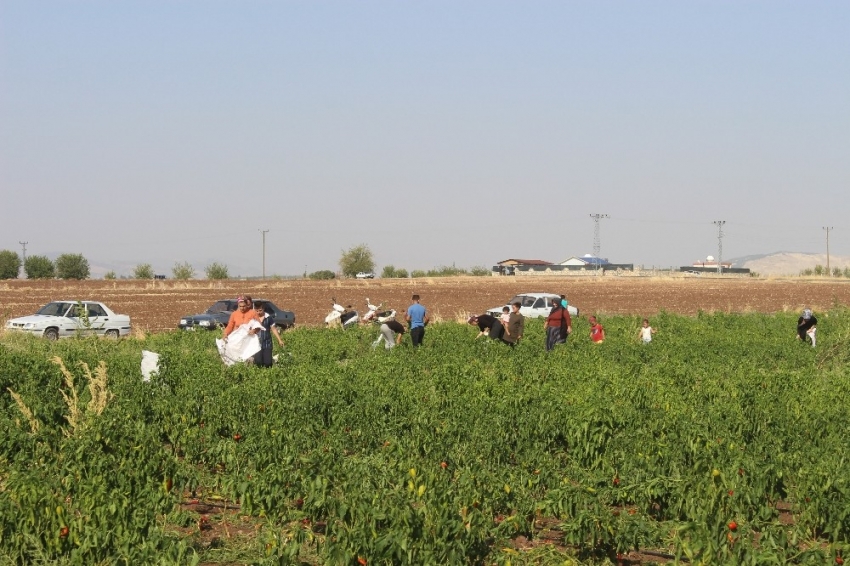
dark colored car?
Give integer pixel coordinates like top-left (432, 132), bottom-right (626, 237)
top-left (178, 299), bottom-right (295, 330)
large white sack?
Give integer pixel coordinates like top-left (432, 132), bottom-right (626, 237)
top-left (141, 350), bottom-right (161, 382)
top-left (215, 321), bottom-right (262, 366)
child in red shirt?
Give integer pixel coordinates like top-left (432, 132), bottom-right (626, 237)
top-left (589, 316), bottom-right (605, 343)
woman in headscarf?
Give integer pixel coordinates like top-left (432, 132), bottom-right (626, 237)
top-left (545, 297), bottom-right (571, 351)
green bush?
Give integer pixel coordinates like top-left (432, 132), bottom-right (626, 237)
top-left (309, 269), bottom-right (336, 280)
top-left (204, 262), bottom-right (229, 280)
top-left (133, 263), bottom-right (155, 279)
top-left (24, 255), bottom-right (54, 279)
top-left (339, 244), bottom-right (375, 278)
top-left (55, 253), bottom-right (90, 280)
top-left (426, 265), bottom-right (468, 277)
top-left (0, 250), bottom-right (21, 279)
top-left (172, 262), bottom-right (195, 280)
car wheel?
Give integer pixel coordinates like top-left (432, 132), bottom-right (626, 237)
top-left (105, 329), bottom-right (119, 339)
top-left (44, 328), bottom-right (59, 341)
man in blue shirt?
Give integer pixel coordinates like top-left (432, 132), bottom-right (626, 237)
top-left (405, 294), bottom-right (429, 348)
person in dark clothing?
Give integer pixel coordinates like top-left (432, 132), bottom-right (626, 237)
top-left (797, 308), bottom-right (817, 347)
top-left (252, 301), bottom-right (284, 367)
top-left (373, 319), bottom-right (406, 349)
top-left (467, 314), bottom-right (505, 340)
top-left (545, 299), bottom-right (572, 351)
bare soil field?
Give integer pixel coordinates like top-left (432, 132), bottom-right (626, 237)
top-left (2, 276), bottom-right (849, 333)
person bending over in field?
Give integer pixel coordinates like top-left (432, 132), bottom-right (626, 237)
top-left (797, 308), bottom-right (817, 347)
top-left (252, 301), bottom-right (284, 367)
top-left (467, 313), bottom-right (504, 340)
top-left (372, 318), bottom-right (406, 350)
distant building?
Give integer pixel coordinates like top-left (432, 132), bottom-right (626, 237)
top-left (682, 255), bottom-right (749, 274)
top-left (496, 259), bottom-right (553, 267)
top-left (692, 255), bottom-right (731, 269)
top-left (559, 254), bottom-right (609, 267)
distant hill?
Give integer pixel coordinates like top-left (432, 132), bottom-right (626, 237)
top-left (729, 252), bottom-right (850, 276)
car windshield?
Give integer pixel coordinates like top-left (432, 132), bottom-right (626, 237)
top-left (508, 295), bottom-right (538, 308)
top-left (207, 301), bottom-right (234, 313)
top-left (36, 302), bottom-right (73, 316)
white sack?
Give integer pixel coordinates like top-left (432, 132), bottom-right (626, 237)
top-left (141, 350), bottom-right (161, 382)
top-left (215, 321), bottom-right (262, 366)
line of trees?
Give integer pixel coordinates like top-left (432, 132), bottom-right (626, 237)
top-left (800, 265), bottom-right (850, 278)
top-left (2, 243), bottom-right (490, 281)
top-left (0, 250), bottom-right (90, 280)
top-left (126, 262), bottom-right (227, 280)
top-left (336, 244), bottom-right (489, 279)
top-left (0, 250), bottom-right (230, 281)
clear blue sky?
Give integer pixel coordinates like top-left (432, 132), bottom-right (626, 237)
top-left (2, 1), bottom-right (848, 276)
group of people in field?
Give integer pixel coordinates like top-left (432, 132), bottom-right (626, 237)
top-left (219, 294), bottom-right (819, 366)
top-left (467, 294), bottom-right (657, 352)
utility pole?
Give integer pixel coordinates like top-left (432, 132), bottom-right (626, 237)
top-left (18, 241), bottom-right (27, 279)
top-left (260, 229), bottom-right (269, 279)
top-left (823, 226), bottom-right (833, 275)
top-left (589, 214), bottom-right (609, 272)
top-left (713, 221), bottom-right (725, 274)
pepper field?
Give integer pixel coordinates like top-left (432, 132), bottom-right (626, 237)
top-left (1, 277), bottom-right (849, 564)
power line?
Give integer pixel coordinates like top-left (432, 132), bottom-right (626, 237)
top-left (823, 226), bottom-right (834, 275)
top-left (18, 241), bottom-right (27, 279)
top-left (713, 221), bottom-right (726, 274)
top-left (589, 214), bottom-right (609, 272)
top-left (260, 229), bottom-right (269, 280)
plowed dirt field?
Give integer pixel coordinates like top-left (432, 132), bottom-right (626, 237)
top-left (2, 276), bottom-right (849, 333)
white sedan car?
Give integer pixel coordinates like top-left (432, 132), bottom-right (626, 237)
top-left (4, 301), bottom-right (132, 340)
top-left (487, 293), bottom-right (580, 319)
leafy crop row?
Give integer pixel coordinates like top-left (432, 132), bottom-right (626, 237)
top-left (1, 311), bottom-right (849, 564)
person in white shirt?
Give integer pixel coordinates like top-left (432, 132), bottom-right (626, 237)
top-left (638, 318), bottom-right (656, 343)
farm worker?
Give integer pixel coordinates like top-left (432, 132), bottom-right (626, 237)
top-left (545, 298), bottom-right (571, 351)
top-left (589, 316), bottom-right (605, 343)
top-left (223, 295), bottom-right (259, 341)
top-left (372, 319), bottom-right (406, 349)
top-left (252, 301), bottom-right (284, 367)
top-left (467, 313), bottom-right (504, 340)
top-left (502, 302), bottom-right (525, 347)
top-left (797, 308), bottom-right (817, 347)
top-left (560, 294), bottom-right (569, 309)
top-left (638, 319), bottom-right (656, 343)
top-left (405, 294), bottom-right (430, 348)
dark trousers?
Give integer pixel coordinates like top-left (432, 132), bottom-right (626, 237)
top-left (546, 326), bottom-right (566, 351)
top-left (253, 348), bottom-right (273, 367)
top-left (488, 323), bottom-right (505, 340)
top-left (410, 326), bottom-right (425, 347)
